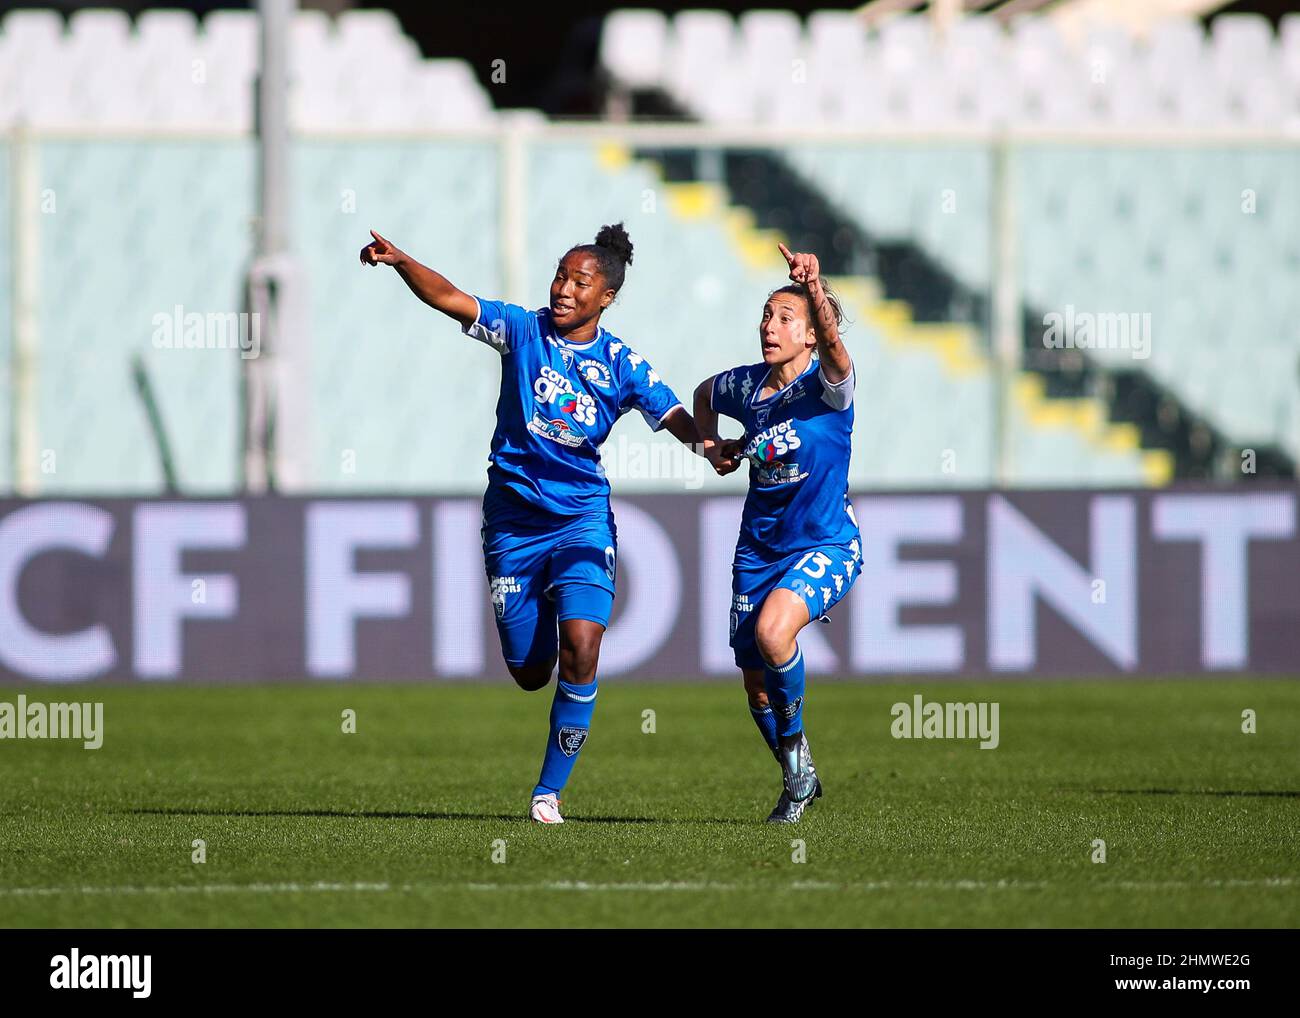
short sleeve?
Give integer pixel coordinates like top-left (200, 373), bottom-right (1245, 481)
top-left (711, 366), bottom-right (746, 422)
top-left (461, 296), bottom-right (531, 355)
top-left (818, 361), bottom-right (855, 411)
top-left (621, 350), bottom-right (683, 431)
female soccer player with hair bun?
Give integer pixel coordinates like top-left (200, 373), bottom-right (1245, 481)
top-left (693, 243), bottom-right (861, 823)
top-left (362, 222), bottom-right (706, 823)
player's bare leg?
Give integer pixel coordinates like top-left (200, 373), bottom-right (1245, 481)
top-left (754, 589), bottom-right (822, 822)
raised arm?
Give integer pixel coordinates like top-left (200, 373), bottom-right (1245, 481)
top-left (778, 242), bottom-right (851, 384)
top-left (360, 230), bottom-right (479, 328)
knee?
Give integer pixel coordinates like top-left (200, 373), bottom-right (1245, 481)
top-left (507, 659), bottom-right (554, 692)
top-left (754, 615), bottom-right (795, 667)
top-left (558, 634), bottom-right (601, 685)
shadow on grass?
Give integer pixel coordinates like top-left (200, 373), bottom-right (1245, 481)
top-left (121, 807), bottom-right (756, 825)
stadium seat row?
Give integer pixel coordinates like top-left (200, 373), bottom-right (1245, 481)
top-left (0, 8), bottom-right (493, 129)
top-left (601, 10), bottom-right (1300, 128)
top-left (0, 136), bottom-right (1158, 493)
top-left (781, 143), bottom-right (1300, 453)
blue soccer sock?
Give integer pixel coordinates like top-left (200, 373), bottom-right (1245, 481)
top-left (533, 678), bottom-right (598, 797)
top-left (763, 646), bottom-right (806, 738)
top-left (749, 703), bottom-right (779, 753)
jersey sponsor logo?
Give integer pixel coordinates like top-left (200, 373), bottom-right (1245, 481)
top-left (732, 593), bottom-right (754, 613)
top-left (558, 726), bottom-right (589, 757)
top-left (527, 410), bottom-right (587, 448)
top-left (747, 421), bottom-right (802, 461)
top-left (719, 370), bottom-right (737, 400)
top-left (740, 374), bottom-right (754, 401)
top-left (744, 421), bottom-right (809, 487)
top-left (578, 358), bottom-right (612, 390)
top-left (533, 365), bottom-right (597, 427)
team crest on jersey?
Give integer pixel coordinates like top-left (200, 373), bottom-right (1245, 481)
top-left (779, 380), bottom-right (807, 406)
top-left (548, 338), bottom-right (576, 369)
top-left (578, 358), bottom-right (612, 390)
top-left (755, 407), bottom-right (771, 428)
top-left (558, 726), bottom-right (589, 757)
top-left (489, 575), bottom-right (521, 619)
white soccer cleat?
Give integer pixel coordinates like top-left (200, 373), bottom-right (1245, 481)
top-left (528, 793), bottom-right (564, 824)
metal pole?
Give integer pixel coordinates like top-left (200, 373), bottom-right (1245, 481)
top-left (500, 112), bottom-right (532, 304)
top-left (990, 134), bottom-right (1021, 488)
top-left (11, 125), bottom-right (40, 495)
top-left (246, 0), bottom-right (311, 493)
top-left (258, 0), bottom-right (291, 260)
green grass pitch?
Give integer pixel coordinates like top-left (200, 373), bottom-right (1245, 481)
top-left (1, 679), bottom-right (1297, 928)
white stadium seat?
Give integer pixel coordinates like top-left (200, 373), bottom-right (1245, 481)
top-left (600, 9), bottom-right (670, 91)
top-left (0, 8), bottom-right (495, 130)
top-left (587, 10), bottom-right (1294, 129)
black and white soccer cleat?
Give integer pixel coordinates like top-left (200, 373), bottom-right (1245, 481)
top-left (767, 732), bottom-right (822, 822)
top-left (765, 779), bottom-right (823, 823)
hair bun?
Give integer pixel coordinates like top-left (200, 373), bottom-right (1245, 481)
top-left (594, 222), bottom-right (634, 266)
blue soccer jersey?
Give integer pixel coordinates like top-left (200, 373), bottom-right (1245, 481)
top-left (711, 356), bottom-right (859, 560)
top-left (464, 297), bottom-right (684, 521)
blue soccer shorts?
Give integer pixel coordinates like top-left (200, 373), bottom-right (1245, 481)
top-left (730, 541), bottom-right (862, 670)
top-left (482, 509), bottom-right (617, 668)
